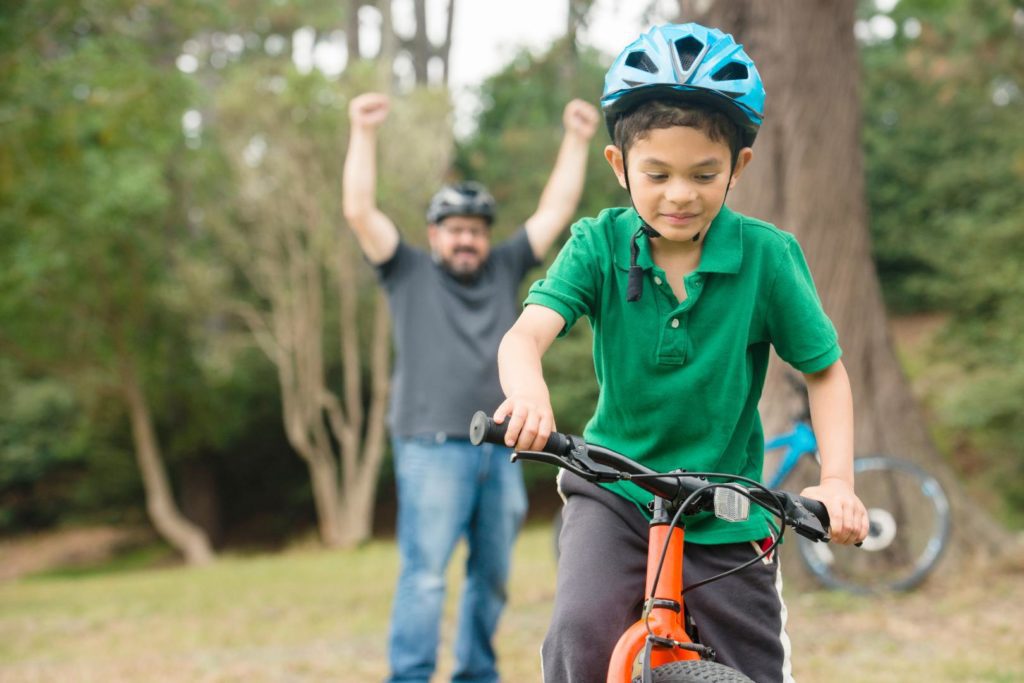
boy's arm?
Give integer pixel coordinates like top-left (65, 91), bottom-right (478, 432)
top-left (342, 92), bottom-right (400, 265)
top-left (523, 99), bottom-right (600, 260)
top-left (799, 359), bottom-right (869, 545)
top-left (493, 305), bottom-right (565, 451)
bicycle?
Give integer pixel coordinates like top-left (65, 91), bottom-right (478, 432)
top-left (470, 411), bottom-right (834, 683)
top-left (763, 380), bottom-right (951, 593)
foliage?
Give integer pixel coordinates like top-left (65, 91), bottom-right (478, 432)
top-left (0, 0), bottom-right (300, 538)
top-left (456, 39), bottom-right (623, 240)
top-left (862, 0), bottom-right (1024, 523)
top-left (0, 364), bottom-right (87, 530)
top-left (863, 0), bottom-right (1024, 311)
top-left (454, 40), bottom-right (625, 443)
top-left (0, 0), bottom-right (448, 542)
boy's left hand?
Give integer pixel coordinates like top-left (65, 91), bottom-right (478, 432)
top-left (800, 478), bottom-right (869, 545)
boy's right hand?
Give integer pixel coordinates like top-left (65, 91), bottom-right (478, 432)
top-left (493, 395), bottom-right (556, 453)
top-left (349, 92), bottom-right (390, 130)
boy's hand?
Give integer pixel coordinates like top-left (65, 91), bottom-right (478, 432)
top-left (563, 99), bottom-right (600, 140)
top-left (349, 92), bottom-right (390, 130)
top-left (800, 478), bottom-right (869, 545)
top-left (493, 395), bottom-right (556, 453)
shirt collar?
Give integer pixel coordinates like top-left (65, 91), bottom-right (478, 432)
top-left (614, 206), bottom-right (743, 274)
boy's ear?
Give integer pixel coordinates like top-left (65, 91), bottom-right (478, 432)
top-left (728, 147), bottom-right (755, 189)
top-left (604, 145), bottom-right (628, 190)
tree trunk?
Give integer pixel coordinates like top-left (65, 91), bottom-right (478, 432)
top-left (336, 289), bottom-right (392, 546)
top-left (181, 460), bottom-right (223, 548)
top-left (677, 0), bottom-right (1007, 565)
top-left (566, 0), bottom-right (595, 54)
top-left (307, 452), bottom-right (344, 547)
top-left (347, 0), bottom-right (362, 62)
top-left (440, 0), bottom-right (456, 84)
top-left (121, 361), bottom-right (214, 565)
top-left (412, 0), bottom-right (430, 84)
top-left (377, 0), bottom-right (397, 85)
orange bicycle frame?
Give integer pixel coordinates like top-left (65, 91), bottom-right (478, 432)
top-left (606, 515), bottom-right (699, 682)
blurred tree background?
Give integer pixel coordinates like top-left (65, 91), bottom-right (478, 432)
top-left (861, 0), bottom-right (1024, 524)
top-left (0, 0), bottom-right (1021, 562)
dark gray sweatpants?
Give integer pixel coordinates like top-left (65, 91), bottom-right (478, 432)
top-left (541, 472), bottom-right (794, 683)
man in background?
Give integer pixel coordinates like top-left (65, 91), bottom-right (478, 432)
top-left (342, 91), bottom-right (599, 683)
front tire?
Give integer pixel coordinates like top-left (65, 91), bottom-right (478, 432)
top-left (632, 660), bottom-right (754, 682)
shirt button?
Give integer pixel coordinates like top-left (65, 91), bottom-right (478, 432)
top-left (654, 276), bottom-right (663, 285)
top-left (671, 318), bottom-right (680, 329)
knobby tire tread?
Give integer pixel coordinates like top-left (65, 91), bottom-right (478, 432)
top-left (632, 660), bottom-right (755, 682)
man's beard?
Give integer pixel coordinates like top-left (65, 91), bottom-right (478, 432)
top-left (436, 248), bottom-right (482, 282)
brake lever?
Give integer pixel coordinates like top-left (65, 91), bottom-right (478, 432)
top-left (511, 450), bottom-right (603, 482)
top-left (511, 445), bottom-right (622, 484)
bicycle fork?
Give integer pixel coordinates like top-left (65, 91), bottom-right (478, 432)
top-left (607, 501), bottom-right (701, 682)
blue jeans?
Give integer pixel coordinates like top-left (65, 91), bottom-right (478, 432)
top-left (387, 436), bottom-right (528, 683)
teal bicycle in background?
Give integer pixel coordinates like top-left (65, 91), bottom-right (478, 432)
top-left (763, 378), bottom-right (951, 593)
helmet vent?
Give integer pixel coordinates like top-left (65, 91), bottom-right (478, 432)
top-left (673, 36), bottom-right (704, 71)
top-left (712, 62), bottom-right (748, 82)
top-left (625, 51), bottom-right (658, 73)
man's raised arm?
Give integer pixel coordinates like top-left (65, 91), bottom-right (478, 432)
top-left (523, 99), bottom-right (601, 260)
top-left (342, 92), bottom-right (400, 265)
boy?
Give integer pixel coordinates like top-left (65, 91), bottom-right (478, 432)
top-left (492, 23), bottom-right (868, 683)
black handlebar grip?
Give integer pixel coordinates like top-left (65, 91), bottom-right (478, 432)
top-left (797, 495), bottom-right (831, 529)
top-left (469, 411), bottom-right (569, 454)
top-left (469, 411), bottom-right (507, 446)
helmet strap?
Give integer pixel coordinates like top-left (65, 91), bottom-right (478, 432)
top-left (623, 150), bottom-right (661, 303)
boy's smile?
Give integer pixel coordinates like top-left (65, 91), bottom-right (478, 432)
top-left (605, 126), bottom-right (752, 247)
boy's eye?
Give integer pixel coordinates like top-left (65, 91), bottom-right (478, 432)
top-left (645, 172), bottom-right (668, 181)
top-left (695, 173), bottom-right (718, 182)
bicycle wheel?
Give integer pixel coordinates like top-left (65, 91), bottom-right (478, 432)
top-left (631, 660), bottom-right (754, 682)
top-left (797, 455), bottom-right (951, 592)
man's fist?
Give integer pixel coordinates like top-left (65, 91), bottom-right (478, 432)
top-left (563, 99), bottom-right (600, 140)
top-left (349, 92), bottom-right (391, 129)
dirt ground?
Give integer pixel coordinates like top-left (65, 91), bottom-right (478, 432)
top-left (0, 525), bottom-right (149, 581)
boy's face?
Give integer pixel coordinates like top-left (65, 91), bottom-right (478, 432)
top-left (604, 126), bottom-right (753, 244)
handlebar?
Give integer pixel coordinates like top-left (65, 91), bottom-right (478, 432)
top-left (470, 411), bottom-right (831, 542)
top-left (469, 409), bottom-right (571, 455)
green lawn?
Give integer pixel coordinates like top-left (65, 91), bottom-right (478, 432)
top-left (1, 523), bottom-right (1022, 682)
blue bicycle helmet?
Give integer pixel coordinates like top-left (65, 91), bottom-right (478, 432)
top-left (601, 23), bottom-right (765, 147)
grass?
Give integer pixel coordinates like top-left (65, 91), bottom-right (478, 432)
top-left (1, 523), bottom-right (1023, 682)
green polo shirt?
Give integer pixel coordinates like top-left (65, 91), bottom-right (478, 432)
top-left (525, 206), bottom-right (841, 544)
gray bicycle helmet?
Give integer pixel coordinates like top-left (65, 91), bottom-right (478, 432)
top-left (426, 181), bottom-right (496, 225)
